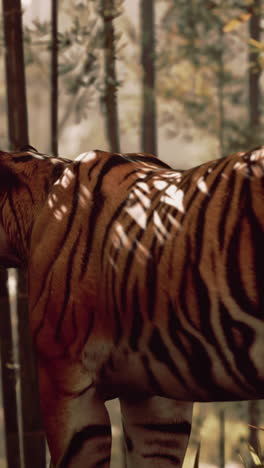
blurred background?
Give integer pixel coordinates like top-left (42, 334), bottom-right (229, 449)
top-left (0, 0), bottom-right (264, 467)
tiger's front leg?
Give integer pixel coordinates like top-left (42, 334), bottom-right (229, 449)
top-left (38, 361), bottom-right (112, 468)
top-left (120, 396), bottom-right (193, 467)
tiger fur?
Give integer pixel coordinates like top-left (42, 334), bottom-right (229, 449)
top-left (0, 146), bottom-right (264, 467)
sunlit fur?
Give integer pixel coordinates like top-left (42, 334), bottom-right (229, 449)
top-left (0, 146), bottom-right (264, 467)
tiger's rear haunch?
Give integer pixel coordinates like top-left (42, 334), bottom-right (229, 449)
top-left (0, 147), bottom-right (264, 467)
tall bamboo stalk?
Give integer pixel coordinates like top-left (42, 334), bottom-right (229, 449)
top-left (51, 0), bottom-right (58, 156)
top-left (2, 0), bottom-right (29, 149)
top-left (2, 1), bottom-right (46, 466)
top-left (140, 0), bottom-right (157, 155)
top-left (0, 268), bottom-right (21, 468)
top-left (101, 0), bottom-right (120, 152)
top-left (248, 0), bottom-right (261, 145)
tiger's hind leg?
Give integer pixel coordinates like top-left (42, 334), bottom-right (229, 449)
top-left (38, 363), bottom-right (112, 468)
top-left (120, 396), bottom-right (193, 467)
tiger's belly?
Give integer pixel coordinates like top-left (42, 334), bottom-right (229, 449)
top-left (85, 327), bottom-right (264, 403)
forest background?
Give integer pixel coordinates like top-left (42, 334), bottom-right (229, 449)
top-left (0, 0), bottom-right (264, 467)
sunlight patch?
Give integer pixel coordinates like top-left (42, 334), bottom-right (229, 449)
top-left (114, 223), bottom-right (131, 249)
top-left (161, 188), bottom-right (185, 213)
top-left (75, 151), bottom-right (97, 162)
top-left (167, 213), bottom-right (182, 230)
top-left (135, 240), bottom-right (151, 262)
top-left (153, 180), bottom-right (168, 191)
top-left (79, 184), bottom-right (91, 206)
top-left (54, 167), bottom-right (75, 189)
top-left (197, 176), bottom-right (209, 194)
top-left (54, 205), bottom-right (68, 221)
top-left (154, 211), bottom-right (169, 243)
top-left (136, 182), bottom-right (150, 192)
top-left (134, 188), bottom-right (151, 209)
top-left (126, 203), bottom-right (147, 229)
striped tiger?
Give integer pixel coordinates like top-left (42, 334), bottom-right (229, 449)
top-left (0, 146), bottom-right (264, 467)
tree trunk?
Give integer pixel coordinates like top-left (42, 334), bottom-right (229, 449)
top-left (2, 0), bottom-right (29, 149)
top-left (2, 1), bottom-right (46, 466)
top-left (0, 268), bottom-right (21, 468)
top-left (248, 0), bottom-right (261, 146)
top-left (51, 0), bottom-right (58, 156)
top-left (101, 0), bottom-right (120, 152)
top-left (140, 0), bottom-right (157, 155)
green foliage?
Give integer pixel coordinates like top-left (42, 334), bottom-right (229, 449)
top-left (157, 0), bottom-right (264, 156)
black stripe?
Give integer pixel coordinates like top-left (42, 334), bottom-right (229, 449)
top-left (55, 229), bottom-right (82, 340)
top-left (51, 163), bottom-right (66, 184)
top-left (193, 159), bottom-right (232, 266)
top-left (226, 185), bottom-right (259, 318)
top-left (59, 425), bottom-right (111, 467)
top-left (69, 303), bottom-right (78, 348)
top-left (80, 306), bottom-right (95, 352)
top-left (248, 196), bottom-right (264, 314)
top-left (167, 299), bottom-right (191, 363)
top-left (219, 302), bottom-right (259, 393)
top-left (120, 168), bottom-right (140, 184)
top-left (194, 259), bottom-right (253, 392)
top-left (119, 189), bottom-right (162, 319)
top-left (138, 421), bottom-right (191, 434)
top-left (62, 382), bottom-right (94, 398)
top-left (141, 354), bottom-right (164, 394)
top-left (124, 154), bottom-right (171, 169)
top-left (60, 163), bottom-right (80, 246)
top-left (7, 193), bottom-right (25, 260)
top-left (12, 155), bottom-right (34, 163)
top-left (19, 144), bottom-right (38, 152)
top-left (32, 163), bottom-right (80, 311)
top-left (87, 158), bottom-right (100, 178)
top-left (81, 156), bottom-right (130, 277)
top-left (129, 281), bottom-right (143, 351)
top-left (142, 453), bottom-right (180, 463)
top-left (123, 426), bottom-right (134, 452)
top-left (146, 257), bottom-right (156, 321)
top-left (120, 234), bottom-right (140, 311)
top-left (94, 456), bottom-right (112, 467)
top-left (100, 198), bottom-right (129, 265)
top-left (33, 272), bottom-right (54, 347)
top-left (148, 327), bottom-right (187, 388)
top-left (218, 170), bottom-right (236, 250)
top-left (112, 279), bottom-right (123, 345)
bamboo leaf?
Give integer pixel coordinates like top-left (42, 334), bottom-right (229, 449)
top-left (238, 453), bottom-right (248, 468)
top-left (248, 424), bottom-right (264, 432)
top-left (193, 442), bottom-right (201, 468)
top-left (248, 444), bottom-right (263, 466)
top-left (223, 12), bottom-right (252, 33)
top-left (248, 38), bottom-right (264, 51)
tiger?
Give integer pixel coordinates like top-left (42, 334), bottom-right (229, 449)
top-left (0, 145), bottom-right (264, 468)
